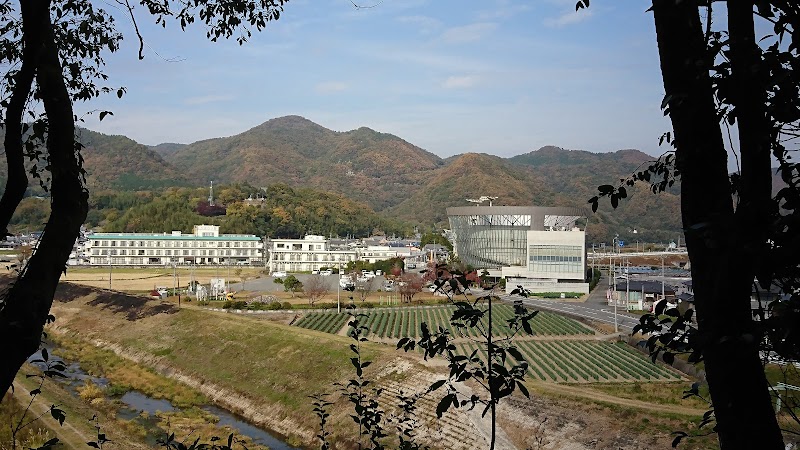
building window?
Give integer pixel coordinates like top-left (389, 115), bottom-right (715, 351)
top-left (528, 245), bottom-right (583, 275)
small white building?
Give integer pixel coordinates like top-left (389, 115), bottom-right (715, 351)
top-left (84, 225), bottom-right (264, 266)
top-left (268, 235), bottom-right (358, 273)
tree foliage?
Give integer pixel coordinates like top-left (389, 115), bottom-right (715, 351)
top-left (587, 1), bottom-right (800, 447)
top-left (0, 0), bottom-right (288, 399)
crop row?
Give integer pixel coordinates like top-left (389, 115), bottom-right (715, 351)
top-left (294, 312), bottom-right (350, 334)
top-left (457, 340), bottom-right (680, 383)
top-left (296, 305), bottom-right (593, 339)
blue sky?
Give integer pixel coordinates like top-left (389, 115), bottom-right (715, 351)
top-left (87, 0), bottom-right (673, 159)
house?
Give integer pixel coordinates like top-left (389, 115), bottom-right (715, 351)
top-left (612, 280), bottom-right (676, 311)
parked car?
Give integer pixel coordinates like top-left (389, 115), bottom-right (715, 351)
top-left (320, 269), bottom-right (333, 276)
top-left (272, 271), bottom-right (287, 278)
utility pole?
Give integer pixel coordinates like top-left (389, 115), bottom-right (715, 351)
top-left (337, 260), bottom-right (341, 314)
top-left (661, 255), bottom-right (665, 300)
top-left (611, 255), bottom-right (618, 333)
top-left (625, 258), bottom-right (630, 312)
top-left (108, 254), bottom-right (112, 290)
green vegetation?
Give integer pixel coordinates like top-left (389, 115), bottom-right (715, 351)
top-left (294, 313), bottom-right (350, 334)
top-left (294, 305), bottom-right (593, 338)
top-left (50, 334), bottom-right (207, 408)
top-left (419, 231), bottom-right (453, 251)
top-left (480, 340), bottom-right (682, 383)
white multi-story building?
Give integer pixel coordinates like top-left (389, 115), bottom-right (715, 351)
top-left (268, 235), bottom-right (358, 273)
top-left (447, 206), bottom-right (590, 294)
top-left (84, 225), bottom-right (264, 266)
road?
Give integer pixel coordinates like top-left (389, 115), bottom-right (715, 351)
top-left (501, 276), bottom-right (642, 334)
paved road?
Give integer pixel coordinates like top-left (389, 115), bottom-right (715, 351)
top-left (500, 277), bottom-right (642, 334)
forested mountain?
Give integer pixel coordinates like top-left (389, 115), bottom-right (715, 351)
top-left (0, 128), bottom-right (187, 192)
top-left (76, 129), bottom-right (189, 190)
top-left (92, 184), bottom-right (409, 238)
top-left (3, 117), bottom-right (685, 243)
top-left (388, 153), bottom-right (558, 224)
top-left (150, 142), bottom-right (187, 158)
top-left (508, 146), bottom-right (683, 243)
top-left (159, 115), bottom-right (445, 211)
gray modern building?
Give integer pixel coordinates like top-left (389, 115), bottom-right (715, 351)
top-left (447, 206), bottom-right (589, 294)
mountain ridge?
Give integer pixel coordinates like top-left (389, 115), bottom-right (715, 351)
top-left (7, 116), bottom-right (681, 242)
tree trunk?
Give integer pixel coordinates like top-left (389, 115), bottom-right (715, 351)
top-left (0, 0), bottom-right (88, 397)
top-left (651, 1), bottom-right (783, 448)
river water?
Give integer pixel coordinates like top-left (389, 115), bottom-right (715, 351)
top-left (30, 349), bottom-right (300, 450)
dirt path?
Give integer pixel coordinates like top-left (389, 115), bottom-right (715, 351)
top-left (530, 382), bottom-right (707, 416)
top-left (11, 381), bottom-right (92, 449)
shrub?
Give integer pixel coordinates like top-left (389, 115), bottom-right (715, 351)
top-left (77, 380), bottom-right (104, 402)
top-left (105, 383), bottom-right (130, 397)
top-left (266, 302), bottom-right (283, 310)
top-left (282, 301), bottom-right (293, 310)
top-left (222, 300), bottom-right (248, 309)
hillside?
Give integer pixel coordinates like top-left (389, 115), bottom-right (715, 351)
top-left (388, 153), bottom-right (558, 224)
top-left (0, 128), bottom-right (188, 192)
top-left (150, 142), bottom-right (187, 157)
top-left (76, 128), bottom-right (189, 190)
top-left (0, 117), bottom-right (685, 242)
top-left (508, 146), bottom-right (683, 243)
top-left (160, 116), bottom-right (445, 211)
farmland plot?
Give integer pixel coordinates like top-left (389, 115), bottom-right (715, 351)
top-left (294, 312), bottom-right (350, 334)
top-left (294, 305), bottom-right (594, 338)
top-left (457, 341), bottom-right (681, 383)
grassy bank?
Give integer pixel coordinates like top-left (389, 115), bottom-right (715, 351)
top-left (48, 282), bottom-right (719, 449)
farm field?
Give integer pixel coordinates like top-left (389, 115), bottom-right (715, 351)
top-left (293, 304), bottom-right (681, 384)
top-left (457, 340), bottom-right (680, 383)
top-left (293, 304), bottom-right (594, 338)
top-left (56, 266), bottom-right (262, 292)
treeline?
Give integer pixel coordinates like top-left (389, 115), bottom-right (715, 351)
top-left (11, 183), bottom-right (412, 238)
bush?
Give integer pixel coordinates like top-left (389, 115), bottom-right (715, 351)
top-left (105, 383), bottom-right (130, 397)
top-left (222, 300), bottom-right (248, 309)
top-left (282, 301), bottom-right (293, 310)
top-left (266, 302), bottom-right (283, 310)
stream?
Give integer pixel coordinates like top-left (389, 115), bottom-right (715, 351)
top-left (31, 349), bottom-right (300, 450)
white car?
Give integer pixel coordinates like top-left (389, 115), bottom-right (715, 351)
top-left (272, 271), bottom-right (287, 278)
top-left (320, 269), bottom-right (333, 276)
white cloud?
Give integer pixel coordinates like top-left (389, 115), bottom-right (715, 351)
top-left (315, 81), bottom-right (348, 94)
top-left (441, 22), bottom-right (497, 44)
top-left (544, 7), bottom-right (593, 28)
top-left (396, 15), bottom-right (442, 34)
top-left (442, 75), bottom-right (478, 89)
top-left (476, 2), bottom-right (533, 21)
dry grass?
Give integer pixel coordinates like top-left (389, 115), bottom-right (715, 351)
top-left (46, 282), bottom-right (719, 449)
top-left (59, 267), bottom-right (263, 292)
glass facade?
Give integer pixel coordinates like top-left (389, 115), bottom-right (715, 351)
top-left (448, 214), bottom-right (531, 269)
top-left (528, 245), bottom-right (583, 276)
top-left (448, 206), bottom-right (588, 271)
